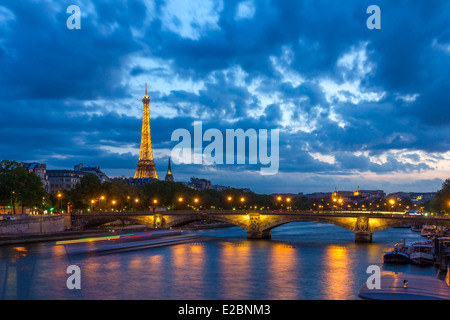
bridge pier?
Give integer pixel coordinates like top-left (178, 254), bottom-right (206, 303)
top-left (355, 232), bottom-right (373, 243)
top-left (247, 229), bottom-right (272, 240)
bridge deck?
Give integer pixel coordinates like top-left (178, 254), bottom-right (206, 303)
top-left (70, 211), bottom-right (450, 223)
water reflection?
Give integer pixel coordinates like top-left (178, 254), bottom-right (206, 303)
top-left (219, 242), bottom-right (252, 299)
top-left (266, 243), bottom-right (299, 300)
top-left (0, 223), bottom-right (433, 300)
top-left (323, 246), bottom-right (353, 300)
top-left (0, 245), bottom-right (35, 300)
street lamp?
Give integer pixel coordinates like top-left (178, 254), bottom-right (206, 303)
top-left (57, 193), bottom-right (63, 213)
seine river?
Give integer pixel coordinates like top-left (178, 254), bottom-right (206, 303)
top-left (0, 222), bottom-right (440, 300)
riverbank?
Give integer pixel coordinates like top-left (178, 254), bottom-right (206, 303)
top-left (0, 229), bottom-right (118, 245)
top-left (0, 222), bottom-right (234, 245)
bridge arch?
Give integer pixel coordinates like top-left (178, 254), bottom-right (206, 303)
top-left (70, 212), bottom-right (450, 243)
top-left (158, 214), bottom-right (250, 232)
top-left (259, 216), bottom-right (359, 234)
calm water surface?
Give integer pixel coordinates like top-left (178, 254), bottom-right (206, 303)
top-left (0, 222), bottom-right (440, 300)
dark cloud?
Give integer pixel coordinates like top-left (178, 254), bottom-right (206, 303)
top-left (0, 0), bottom-right (449, 194)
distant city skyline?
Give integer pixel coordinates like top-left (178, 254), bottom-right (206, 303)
top-left (1, 1), bottom-right (449, 195)
top-left (17, 159), bottom-right (442, 196)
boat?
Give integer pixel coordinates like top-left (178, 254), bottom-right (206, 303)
top-left (411, 225), bottom-right (422, 232)
top-left (410, 242), bottom-right (435, 266)
top-left (383, 240), bottom-right (411, 264)
top-left (433, 237), bottom-right (450, 271)
top-left (421, 225), bottom-right (438, 238)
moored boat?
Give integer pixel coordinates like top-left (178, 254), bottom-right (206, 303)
top-left (383, 240), bottom-right (411, 264)
top-left (383, 250), bottom-right (410, 264)
top-left (410, 242), bottom-right (434, 266)
top-left (433, 237), bottom-right (450, 271)
top-left (421, 225), bottom-right (437, 238)
top-left (421, 225), bottom-right (447, 238)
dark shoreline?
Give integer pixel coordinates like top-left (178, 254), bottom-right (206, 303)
top-left (0, 222), bottom-right (234, 245)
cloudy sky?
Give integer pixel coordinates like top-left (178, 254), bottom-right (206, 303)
top-left (1, 0), bottom-right (449, 194)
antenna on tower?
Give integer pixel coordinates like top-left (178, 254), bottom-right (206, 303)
top-left (145, 83), bottom-right (148, 95)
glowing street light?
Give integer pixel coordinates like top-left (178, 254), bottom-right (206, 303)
top-left (57, 193), bottom-right (63, 212)
top-left (178, 197), bottom-right (184, 202)
top-left (153, 199), bottom-right (158, 204)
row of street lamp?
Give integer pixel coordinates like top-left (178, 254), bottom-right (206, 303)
top-left (56, 194), bottom-right (289, 211)
top-left (55, 193), bottom-right (449, 212)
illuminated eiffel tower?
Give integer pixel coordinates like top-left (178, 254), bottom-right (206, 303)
top-left (134, 84), bottom-right (158, 179)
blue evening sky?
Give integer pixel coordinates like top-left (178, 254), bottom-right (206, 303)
top-left (0, 0), bottom-right (449, 194)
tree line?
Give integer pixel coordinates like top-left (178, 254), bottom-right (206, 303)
top-left (0, 160), bottom-right (49, 213)
top-left (1, 160), bottom-right (449, 214)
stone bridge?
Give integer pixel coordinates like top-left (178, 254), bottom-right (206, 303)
top-left (69, 211), bottom-right (450, 242)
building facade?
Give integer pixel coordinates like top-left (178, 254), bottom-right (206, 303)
top-left (20, 162), bottom-right (49, 193)
top-left (47, 164), bottom-right (109, 194)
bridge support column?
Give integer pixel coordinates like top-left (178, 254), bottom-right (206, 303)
top-left (247, 229), bottom-right (271, 240)
top-left (354, 217), bottom-right (372, 242)
top-left (355, 232), bottom-right (372, 243)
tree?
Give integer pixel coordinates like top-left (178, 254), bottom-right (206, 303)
top-left (70, 174), bottom-right (102, 209)
top-left (0, 160), bottom-right (47, 214)
top-left (435, 179), bottom-right (450, 214)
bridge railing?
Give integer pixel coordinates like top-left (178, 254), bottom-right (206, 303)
top-left (70, 210), bottom-right (450, 219)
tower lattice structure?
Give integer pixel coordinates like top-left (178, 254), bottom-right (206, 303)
top-left (134, 84), bottom-right (158, 180)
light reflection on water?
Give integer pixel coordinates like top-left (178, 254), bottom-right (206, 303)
top-left (323, 245), bottom-right (353, 300)
top-left (0, 222), bottom-right (439, 300)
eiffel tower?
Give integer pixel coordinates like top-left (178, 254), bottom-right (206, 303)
top-left (134, 84), bottom-right (158, 179)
